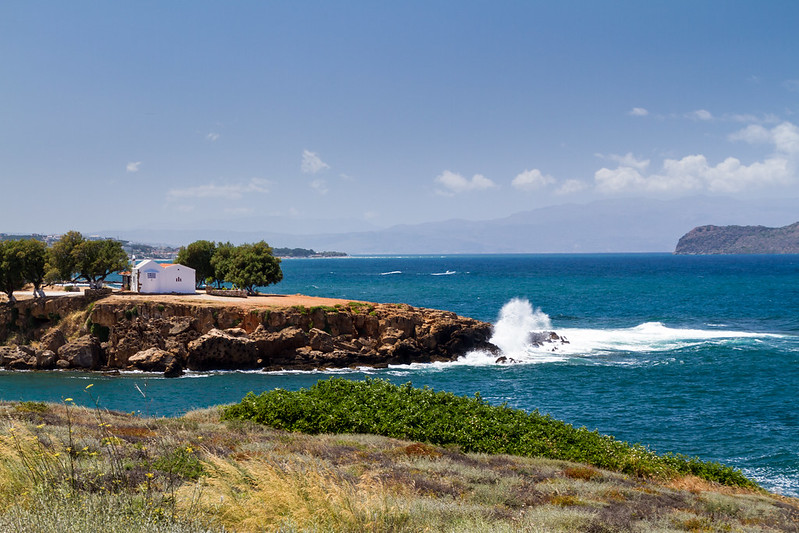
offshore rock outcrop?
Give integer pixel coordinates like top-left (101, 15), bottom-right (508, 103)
top-left (0, 295), bottom-right (498, 376)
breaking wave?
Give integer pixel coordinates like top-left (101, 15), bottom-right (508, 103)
top-left (448, 298), bottom-right (785, 367)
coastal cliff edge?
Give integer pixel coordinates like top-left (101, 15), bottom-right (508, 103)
top-left (0, 291), bottom-right (497, 375)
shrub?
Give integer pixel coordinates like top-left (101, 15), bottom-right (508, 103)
top-left (221, 378), bottom-right (759, 490)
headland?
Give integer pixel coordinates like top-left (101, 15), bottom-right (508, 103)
top-left (0, 289), bottom-right (497, 376)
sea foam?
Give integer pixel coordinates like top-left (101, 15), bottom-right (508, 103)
top-left (453, 298), bottom-right (784, 366)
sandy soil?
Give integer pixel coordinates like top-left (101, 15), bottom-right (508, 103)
top-left (3, 287), bottom-right (363, 309)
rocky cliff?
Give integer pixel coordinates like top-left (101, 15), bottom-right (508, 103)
top-left (0, 293), bottom-right (497, 375)
top-left (675, 222), bottom-right (799, 254)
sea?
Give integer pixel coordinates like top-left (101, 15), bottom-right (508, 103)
top-left (1, 254), bottom-right (797, 497)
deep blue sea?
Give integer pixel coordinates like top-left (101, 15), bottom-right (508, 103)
top-left (1, 254), bottom-right (797, 496)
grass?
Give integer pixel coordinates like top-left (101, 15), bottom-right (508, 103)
top-left (221, 378), bottom-right (759, 489)
top-left (0, 386), bottom-right (795, 532)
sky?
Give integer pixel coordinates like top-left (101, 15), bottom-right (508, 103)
top-left (2, 1), bottom-right (798, 238)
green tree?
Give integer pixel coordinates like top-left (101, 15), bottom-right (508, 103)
top-left (46, 232), bottom-right (128, 289)
top-left (0, 240), bottom-right (27, 303)
top-left (209, 241), bottom-right (235, 288)
top-left (72, 239), bottom-right (128, 289)
top-left (46, 230), bottom-right (84, 284)
top-left (176, 240), bottom-right (216, 288)
top-left (225, 241), bottom-right (283, 295)
top-left (18, 239), bottom-right (48, 297)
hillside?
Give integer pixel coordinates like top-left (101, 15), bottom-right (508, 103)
top-left (1, 395), bottom-right (797, 532)
top-left (675, 222), bottom-right (799, 254)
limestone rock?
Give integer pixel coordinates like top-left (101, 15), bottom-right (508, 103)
top-left (36, 349), bottom-right (57, 369)
top-left (58, 335), bottom-right (103, 369)
top-left (128, 347), bottom-right (177, 373)
top-left (39, 329), bottom-right (66, 353)
top-left (309, 328), bottom-right (334, 353)
top-left (187, 328), bottom-right (258, 370)
top-left (252, 326), bottom-right (309, 362)
top-left (0, 345), bottom-right (23, 365)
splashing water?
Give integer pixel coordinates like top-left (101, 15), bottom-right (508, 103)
top-left (450, 298), bottom-right (785, 367)
top-left (490, 298), bottom-right (553, 356)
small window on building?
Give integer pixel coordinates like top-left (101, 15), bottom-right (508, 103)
top-left (147, 272), bottom-right (157, 279)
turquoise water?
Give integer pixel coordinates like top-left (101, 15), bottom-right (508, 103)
top-left (1, 254), bottom-right (797, 496)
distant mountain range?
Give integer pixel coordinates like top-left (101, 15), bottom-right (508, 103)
top-left (675, 222), bottom-right (799, 254)
top-left (103, 195), bottom-right (799, 254)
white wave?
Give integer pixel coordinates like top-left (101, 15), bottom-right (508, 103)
top-left (431, 270), bottom-right (456, 276)
top-left (450, 298), bottom-right (786, 367)
top-left (380, 270), bottom-right (402, 275)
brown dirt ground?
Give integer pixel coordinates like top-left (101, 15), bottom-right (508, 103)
top-left (4, 286), bottom-right (364, 309)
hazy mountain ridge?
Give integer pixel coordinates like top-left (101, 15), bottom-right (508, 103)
top-left (675, 222), bottom-right (799, 254)
top-left (102, 196), bottom-right (799, 254)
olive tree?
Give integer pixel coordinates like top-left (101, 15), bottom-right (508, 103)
top-left (18, 239), bottom-right (47, 297)
top-left (47, 231), bottom-right (128, 289)
top-left (209, 241), bottom-right (235, 288)
top-left (0, 240), bottom-right (27, 303)
top-left (176, 240), bottom-right (216, 288)
top-left (225, 241), bottom-right (283, 295)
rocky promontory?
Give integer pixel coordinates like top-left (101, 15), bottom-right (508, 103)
top-left (675, 222), bottom-right (799, 254)
top-left (0, 291), bottom-right (497, 375)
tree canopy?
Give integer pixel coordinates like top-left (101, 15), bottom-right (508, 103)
top-left (0, 240), bottom-right (28, 303)
top-left (225, 241), bottom-right (283, 295)
top-left (176, 240), bottom-right (216, 288)
top-left (48, 232), bottom-right (128, 289)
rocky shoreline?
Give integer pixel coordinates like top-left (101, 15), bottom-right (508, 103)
top-left (0, 291), bottom-right (498, 376)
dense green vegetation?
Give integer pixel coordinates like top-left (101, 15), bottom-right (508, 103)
top-left (1, 396), bottom-right (793, 532)
top-left (177, 239), bottom-right (283, 294)
top-left (0, 231), bottom-right (128, 302)
top-left (222, 378), bottom-right (759, 489)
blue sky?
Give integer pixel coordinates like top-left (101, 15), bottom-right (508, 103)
top-left (2, 1), bottom-right (798, 237)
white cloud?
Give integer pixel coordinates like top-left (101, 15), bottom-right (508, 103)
top-left (595, 122), bottom-right (799, 194)
top-left (686, 109), bottom-right (713, 121)
top-left (555, 179), bottom-right (588, 195)
top-left (310, 179), bottom-right (329, 195)
top-left (602, 152), bottom-right (651, 171)
top-left (126, 161), bottom-right (142, 173)
top-left (728, 124), bottom-right (772, 144)
top-left (629, 107), bottom-right (649, 117)
top-left (434, 170), bottom-right (496, 195)
top-left (167, 178), bottom-right (271, 200)
top-left (206, 132), bottom-right (220, 142)
top-left (730, 121), bottom-right (799, 154)
top-left (301, 150), bottom-right (330, 174)
top-left (511, 169), bottom-right (555, 191)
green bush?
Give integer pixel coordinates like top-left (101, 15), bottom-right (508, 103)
top-left (221, 378), bottom-right (758, 489)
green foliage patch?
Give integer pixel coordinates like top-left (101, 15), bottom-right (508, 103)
top-left (221, 378), bottom-right (758, 489)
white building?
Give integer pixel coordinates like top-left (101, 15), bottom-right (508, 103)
top-left (130, 260), bottom-right (196, 294)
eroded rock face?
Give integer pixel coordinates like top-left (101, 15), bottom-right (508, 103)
top-left (39, 329), bottom-right (66, 354)
top-left (58, 335), bottom-right (103, 369)
top-left (187, 328), bottom-right (259, 370)
top-left (128, 347), bottom-right (180, 375)
top-left (2, 298), bottom-right (499, 373)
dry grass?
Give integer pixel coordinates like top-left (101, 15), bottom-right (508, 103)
top-left (0, 400), bottom-right (796, 532)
